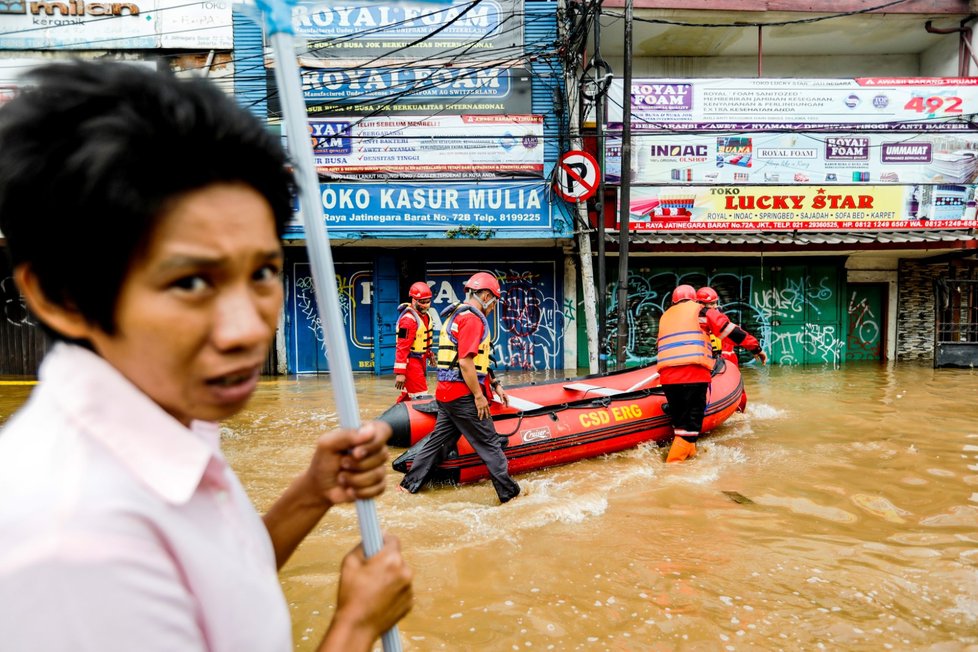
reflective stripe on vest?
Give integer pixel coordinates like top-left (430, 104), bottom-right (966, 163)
top-left (656, 301), bottom-right (714, 370)
top-left (397, 304), bottom-right (433, 359)
top-left (436, 304), bottom-right (491, 383)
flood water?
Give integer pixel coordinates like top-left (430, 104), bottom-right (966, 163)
top-left (2, 362), bottom-right (978, 651)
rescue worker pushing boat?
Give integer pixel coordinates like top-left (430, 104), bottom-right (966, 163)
top-left (399, 272), bottom-right (521, 503)
top-left (394, 281), bottom-right (435, 402)
top-left (657, 285), bottom-right (767, 463)
top-left (695, 286), bottom-right (732, 362)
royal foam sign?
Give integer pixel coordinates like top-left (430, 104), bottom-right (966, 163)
top-left (284, 66), bottom-right (532, 115)
top-left (292, 0), bottom-right (523, 61)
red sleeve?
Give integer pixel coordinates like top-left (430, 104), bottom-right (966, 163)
top-left (453, 312), bottom-right (484, 359)
top-left (704, 307), bottom-right (730, 336)
top-left (738, 330), bottom-right (760, 351)
top-left (394, 313), bottom-right (417, 367)
top-left (706, 307), bottom-right (760, 352)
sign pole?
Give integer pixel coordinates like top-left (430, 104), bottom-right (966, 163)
top-left (255, 1), bottom-right (401, 650)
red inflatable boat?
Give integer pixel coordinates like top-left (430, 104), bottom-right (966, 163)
top-left (386, 358), bottom-right (746, 485)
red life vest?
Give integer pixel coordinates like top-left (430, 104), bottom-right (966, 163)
top-left (656, 301), bottom-right (714, 371)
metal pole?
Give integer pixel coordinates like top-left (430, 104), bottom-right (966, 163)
top-left (615, 0), bottom-right (633, 367)
top-left (594, 4), bottom-right (608, 373)
top-left (559, 0), bottom-right (599, 374)
top-left (257, 1), bottom-right (400, 650)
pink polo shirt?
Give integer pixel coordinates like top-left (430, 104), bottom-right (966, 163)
top-left (0, 343), bottom-right (291, 651)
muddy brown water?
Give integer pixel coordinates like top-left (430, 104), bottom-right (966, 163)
top-left (2, 362), bottom-right (977, 651)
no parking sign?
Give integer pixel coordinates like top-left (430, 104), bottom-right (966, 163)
top-left (554, 150), bottom-right (600, 203)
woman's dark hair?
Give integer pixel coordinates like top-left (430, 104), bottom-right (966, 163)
top-left (0, 60), bottom-right (295, 337)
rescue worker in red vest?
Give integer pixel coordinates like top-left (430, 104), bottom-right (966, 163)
top-left (658, 284), bottom-right (766, 463)
top-left (696, 286), bottom-right (740, 364)
top-left (399, 272), bottom-right (521, 503)
top-left (394, 281), bottom-right (435, 403)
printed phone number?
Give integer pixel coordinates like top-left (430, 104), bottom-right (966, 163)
top-left (454, 213), bottom-right (541, 222)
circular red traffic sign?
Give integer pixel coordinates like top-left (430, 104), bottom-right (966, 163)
top-left (554, 150), bottom-right (600, 202)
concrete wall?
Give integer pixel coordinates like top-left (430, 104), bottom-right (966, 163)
top-left (896, 260), bottom-right (942, 361)
top-left (607, 54), bottom-right (920, 78)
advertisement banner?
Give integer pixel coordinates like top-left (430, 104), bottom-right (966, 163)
top-left (292, 0), bottom-right (523, 61)
top-left (280, 66), bottom-right (532, 116)
top-left (0, 0), bottom-right (233, 49)
top-left (606, 133), bottom-right (978, 185)
top-left (311, 181), bottom-right (552, 230)
top-left (619, 185), bottom-right (978, 231)
top-left (607, 78), bottom-right (978, 131)
top-left (310, 115), bottom-right (544, 179)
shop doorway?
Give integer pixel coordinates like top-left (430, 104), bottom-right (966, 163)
top-left (846, 284), bottom-right (886, 362)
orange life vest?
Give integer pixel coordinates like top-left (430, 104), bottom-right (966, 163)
top-left (656, 301), bottom-right (714, 371)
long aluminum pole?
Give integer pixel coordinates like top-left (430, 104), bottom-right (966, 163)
top-left (256, 1), bottom-right (400, 649)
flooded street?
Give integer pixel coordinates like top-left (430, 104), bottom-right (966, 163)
top-left (3, 362), bottom-right (978, 650)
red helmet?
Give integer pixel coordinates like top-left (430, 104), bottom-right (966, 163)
top-left (696, 286), bottom-right (719, 304)
top-left (409, 281), bottom-right (432, 300)
top-left (464, 272), bottom-right (501, 298)
top-left (671, 284), bottom-right (696, 304)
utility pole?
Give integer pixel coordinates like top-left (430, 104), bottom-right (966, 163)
top-left (593, 4), bottom-right (608, 373)
top-left (615, 0), bottom-right (633, 367)
top-left (559, 0), bottom-right (600, 373)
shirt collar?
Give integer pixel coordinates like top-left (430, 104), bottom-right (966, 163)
top-left (40, 342), bottom-right (222, 505)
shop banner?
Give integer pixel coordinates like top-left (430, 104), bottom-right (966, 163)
top-left (618, 185), bottom-right (978, 231)
top-left (310, 115), bottom-right (543, 179)
top-left (607, 78), bottom-right (978, 131)
top-left (606, 133), bottom-right (978, 185)
top-left (292, 0), bottom-right (523, 61)
top-left (281, 66), bottom-right (532, 116)
top-left (0, 0), bottom-right (232, 49)
top-left (311, 181), bottom-right (552, 230)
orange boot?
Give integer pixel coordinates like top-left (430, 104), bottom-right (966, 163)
top-left (666, 435), bottom-right (697, 463)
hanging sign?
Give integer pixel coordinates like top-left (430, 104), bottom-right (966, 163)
top-left (554, 150), bottom-right (599, 202)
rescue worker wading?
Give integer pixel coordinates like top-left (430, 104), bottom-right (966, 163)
top-left (657, 284), bottom-right (767, 463)
top-left (695, 286), bottom-right (766, 367)
top-left (398, 272), bottom-right (521, 503)
top-left (394, 281), bottom-right (435, 402)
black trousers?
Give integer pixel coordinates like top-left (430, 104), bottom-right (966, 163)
top-left (662, 382), bottom-right (709, 439)
top-left (399, 394), bottom-right (520, 502)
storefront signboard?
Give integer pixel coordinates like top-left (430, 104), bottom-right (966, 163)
top-left (0, 0), bottom-right (232, 49)
top-left (607, 78), bottom-right (978, 131)
top-left (605, 132), bottom-right (978, 185)
top-left (309, 115), bottom-right (543, 179)
top-left (303, 181), bottom-right (552, 230)
top-left (618, 185), bottom-right (978, 231)
top-left (292, 0), bottom-right (523, 61)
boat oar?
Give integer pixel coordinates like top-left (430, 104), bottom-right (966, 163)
top-left (625, 372), bottom-right (659, 392)
top-left (253, 1), bottom-right (400, 649)
top-left (563, 370), bottom-right (660, 397)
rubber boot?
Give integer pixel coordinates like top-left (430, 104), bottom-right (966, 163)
top-left (666, 436), bottom-right (697, 463)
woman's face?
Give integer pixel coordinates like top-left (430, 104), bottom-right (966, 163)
top-left (84, 183), bottom-right (284, 426)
